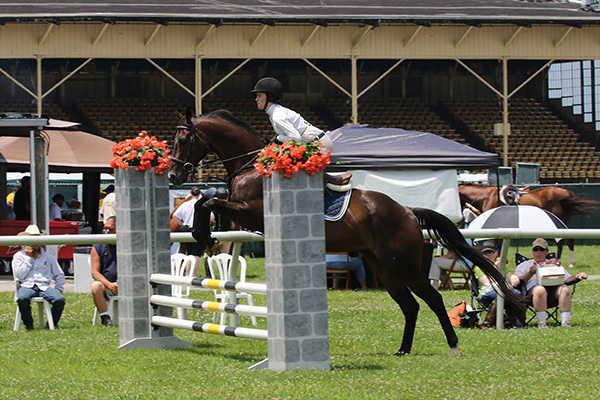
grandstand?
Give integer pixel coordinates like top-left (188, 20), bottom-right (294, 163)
top-left (2, 1), bottom-right (600, 183)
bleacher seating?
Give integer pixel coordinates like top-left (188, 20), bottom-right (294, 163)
top-left (441, 98), bottom-right (600, 182)
top-left (322, 97), bottom-right (468, 145)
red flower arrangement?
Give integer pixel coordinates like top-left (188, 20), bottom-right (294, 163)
top-left (254, 139), bottom-right (331, 178)
top-left (110, 131), bottom-right (171, 175)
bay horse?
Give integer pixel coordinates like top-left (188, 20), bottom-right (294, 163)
top-left (168, 108), bottom-right (523, 356)
top-left (459, 184), bottom-right (598, 267)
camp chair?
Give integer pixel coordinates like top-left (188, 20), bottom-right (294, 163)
top-left (439, 255), bottom-right (472, 291)
top-left (515, 252), bottom-right (578, 326)
top-left (326, 252), bottom-right (352, 290)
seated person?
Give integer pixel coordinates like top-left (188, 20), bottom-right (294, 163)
top-left (13, 225), bottom-right (66, 330)
top-left (428, 248), bottom-right (472, 290)
top-left (90, 216), bottom-right (118, 327)
top-left (475, 240), bottom-right (521, 308)
top-left (515, 238), bottom-right (587, 328)
top-left (326, 253), bottom-right (368, 290)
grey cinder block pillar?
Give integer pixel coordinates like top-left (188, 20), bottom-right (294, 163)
top-left (263, 171), bottom-right (330, 370)
top-left (115, 167), bottom-right (191, 349)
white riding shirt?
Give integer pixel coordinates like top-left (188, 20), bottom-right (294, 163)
top-left (266, 103), bottom-right (324, 143)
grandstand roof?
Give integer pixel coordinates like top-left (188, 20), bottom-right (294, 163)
top-left (0, 0), bottom-right (598, 25)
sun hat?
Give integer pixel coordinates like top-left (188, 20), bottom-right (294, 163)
top-left (532, 238), bottom-right (548, 250)
top-left (481, 240), bottom-right (497, 253)
top-left (17, 225), bottom-right (45, 236)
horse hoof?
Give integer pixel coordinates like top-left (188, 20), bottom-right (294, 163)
top-left (394, 350), bottom-right (409, 356)
top-left (449, 346), bottom-right (459, 356)
top-left (569, 263), bottom-right (575, 268)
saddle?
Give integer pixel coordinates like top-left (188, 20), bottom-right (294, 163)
top-left (324, 172), bottom-right (352, 192)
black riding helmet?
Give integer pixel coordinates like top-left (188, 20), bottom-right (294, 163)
top-left (251, 77), bottom-right (283, 103)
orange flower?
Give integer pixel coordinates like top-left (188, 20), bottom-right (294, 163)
top-left (254, 139), bottom-right (330, 178)
top-left (111, 131), bottom-right (171, 174)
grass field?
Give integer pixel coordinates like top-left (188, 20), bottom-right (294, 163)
top-left (1, 245), bottom-right (599, 399)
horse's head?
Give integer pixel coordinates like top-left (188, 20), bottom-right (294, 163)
top-left (168, 108), bottom-right (211, 186)
top-left (499, 184), bottom-right (522, 205)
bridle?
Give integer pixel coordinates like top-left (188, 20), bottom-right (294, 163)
top-left (171, 120), bottom-right (263, 181)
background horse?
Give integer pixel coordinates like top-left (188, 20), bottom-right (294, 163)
top-left (459, 184), bottom-right (598, 267)
top-left (169, 108), bottom-right (523, 356)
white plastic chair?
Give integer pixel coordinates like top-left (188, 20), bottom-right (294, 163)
top-left (170, 253), bottom-right (199, 320)
top-left (207, 253), bottom-right (256, 326)
top-left (14, 280), bottom-right (55, 331)
top-left (90, 257), bottom-right (120, 326)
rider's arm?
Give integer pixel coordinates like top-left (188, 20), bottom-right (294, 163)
top-left (270, 108), bottom-right (303, 141)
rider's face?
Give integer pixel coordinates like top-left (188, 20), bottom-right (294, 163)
top-left (255, 92), bottom-right (268, 111)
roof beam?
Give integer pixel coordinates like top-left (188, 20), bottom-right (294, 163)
top-left (454, 25), bottom-right (474, 48)
top-left (201, 58), bottom-right (251, 98)
top-left (504, 26), bottom-right (524, 48)
top-left (145, 24), bottom-right (163, 47)
top-left (352, 26), bottom-right (375, 50)
top-left (403, 25), bottom-right (423, 47)
top-left (358, 59), bottom-right (405, 99)
top-left (146, 57), bottom-right (195, 97)
top-left (38, 23), bottom-right (55, 46)
top-left (303, 58), bottom-right (350, 98)
top-left (196, 24), bottom-right (218, 48)
top-left (42, 58), bottom-right (93, 99)
top-left (554, 26), bottom-right (574, 48)
top-left (455, 58), bottom-right (502, 98)
top-left (92, 23), bottom-right (110, 46)
top-left (301, 25), bottom-right (320, 47)
top-left (250, 25), bottom-right (268, 47)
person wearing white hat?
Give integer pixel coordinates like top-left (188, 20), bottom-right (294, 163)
top-left (13, 225), bottom-right (66, 330)
top-left (515, 238), bottom-right (588, 327)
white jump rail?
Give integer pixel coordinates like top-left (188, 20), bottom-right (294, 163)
top-left (150, 274), bottom-right (267, 295)
top-left (3, 229), bottom-right (600, 247)
top-left (151, 316), bottom-right (268, 340)
top-left (150, 295), bottom-right (268, 318)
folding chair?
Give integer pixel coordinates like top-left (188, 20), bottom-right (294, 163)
top-left (326, 252), bottom-right (352, 290)
top-left (14, 281), bottom-right (55, 331)
top-left (207, 253), bottom-right (256, 326)
top-left (515, 252), bottom-right (577, 326)
top-left (170, 253), bottom-right (199, 320)
top-left (439, 255), bottom-right (472, 291)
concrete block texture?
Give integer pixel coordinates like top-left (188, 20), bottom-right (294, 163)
top-left (263, 172), bottom-right (330, 371)
top-left (115, 168), bottom-right (184, 349)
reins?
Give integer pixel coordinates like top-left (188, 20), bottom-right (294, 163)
top-left (172, 122), bottom-right (263, 182)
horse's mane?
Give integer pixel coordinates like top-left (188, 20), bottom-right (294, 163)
top-left (198, 109), bottom-right (268, 144)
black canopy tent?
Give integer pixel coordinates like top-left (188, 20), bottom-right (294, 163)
top-left (326, 124), bottom-right (500, 171)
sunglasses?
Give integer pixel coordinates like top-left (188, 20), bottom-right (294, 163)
top-left (532, 247), bottom-right (547, 252)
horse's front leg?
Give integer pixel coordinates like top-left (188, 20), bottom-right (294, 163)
top-left (191, 198), bottom-right (217, 253)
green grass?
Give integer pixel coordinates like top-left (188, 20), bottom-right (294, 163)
top-left (1, 246), bottom-right (600, 399)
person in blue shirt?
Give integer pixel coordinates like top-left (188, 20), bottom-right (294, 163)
top-left (90, 216), bottom-right (118, 327)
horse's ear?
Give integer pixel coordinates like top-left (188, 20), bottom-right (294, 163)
top-left (174, 111), bottom-right (184, 120)
top-left (185, 107), bottom-right (193, 122)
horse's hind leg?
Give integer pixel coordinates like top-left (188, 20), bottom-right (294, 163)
top-left (406, 276), bottom-right (459, 355)
top-left (385, 284), bottom-right (420, 356)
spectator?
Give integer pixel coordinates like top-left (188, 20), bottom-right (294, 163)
top-left (172, 187), bottom-right (203, 257)
top-left (515, 238), bottom-right (588, 327)
top-left (326, 253), bottom-right (368, 290)
top-left (49, 193), bottom-right (64, 221)
top-left (100, 189), bottom-right (116, 224)
top-left (90, 216), bottom-right (118, 327)
top-left (13, 224), bottom-right (66, 330)
top-left (13, 176), bottom-right (31, 221)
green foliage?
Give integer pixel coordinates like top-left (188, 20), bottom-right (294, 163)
top-left (1, 246), bottom-right (599, 399)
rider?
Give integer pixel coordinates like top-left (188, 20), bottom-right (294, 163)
top-left (251, 77), bottom-right (333, 151)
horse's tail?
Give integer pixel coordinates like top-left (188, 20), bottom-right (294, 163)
top-left (561, 191), bottom-right (599, 216)
top-left (411, 207), bottom-right (525, 307)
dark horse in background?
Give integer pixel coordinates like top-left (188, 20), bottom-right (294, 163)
top-left (459, 184), bottom-right (598, 267)
top-left (168, 108), bottom-right (523, 356)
